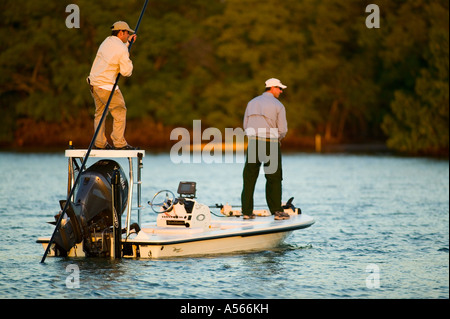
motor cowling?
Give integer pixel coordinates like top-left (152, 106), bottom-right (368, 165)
top-left (53, 160), bottom-right (128, 256)
top-left (75, 160), bottom-right (128, 225)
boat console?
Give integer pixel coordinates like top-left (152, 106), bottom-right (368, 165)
top-left (151, 182), bottom-right (211, 229)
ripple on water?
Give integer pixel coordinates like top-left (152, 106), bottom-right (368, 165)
top-left (0, 153), bottom-right (448, 299)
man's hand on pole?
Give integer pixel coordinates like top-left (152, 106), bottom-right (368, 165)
top-left (128, 34), bottom-right (137, 44)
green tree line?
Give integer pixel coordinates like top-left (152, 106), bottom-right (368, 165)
top-left (1, 0), bottom-right (448, 155)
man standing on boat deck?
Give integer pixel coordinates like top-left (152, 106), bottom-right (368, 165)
top-left (241, 78), bottom-right (290, 220)
top-left (88, 21), bottom-right (138, 150)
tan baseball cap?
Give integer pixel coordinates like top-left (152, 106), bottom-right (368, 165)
top-left (111, 21), bottom-right (135, 34)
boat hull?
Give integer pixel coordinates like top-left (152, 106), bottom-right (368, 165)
top-left (38, 214), bottom-right (315, 259)
top-left (135, 230), bottom-right (293, 258)
top-left (127, 213), bottom-right (315, 258)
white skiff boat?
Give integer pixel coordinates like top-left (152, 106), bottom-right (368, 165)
top-left (37, 149), bottom-right (315, 259)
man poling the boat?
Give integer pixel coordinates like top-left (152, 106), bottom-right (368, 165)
top-left (88, 21), bottom-right (139, 150)
top-left (241, 78), bottom-right (290, 221)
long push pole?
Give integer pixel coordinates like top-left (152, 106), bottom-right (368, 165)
top-left (41, 0), bottom-right (149, 263)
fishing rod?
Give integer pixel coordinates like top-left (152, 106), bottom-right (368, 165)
top-left (40, 0), bottom-right (149, 263)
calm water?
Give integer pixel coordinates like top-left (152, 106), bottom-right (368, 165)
top-left (0, 151), bottom-right (448, 299)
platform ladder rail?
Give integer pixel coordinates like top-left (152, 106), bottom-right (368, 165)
top-left (136, 152), bottom-right (144, 226)
top-left (111, 168), bottom-right (122, 259)
top-left (125, 152), bottom-right (145, 236)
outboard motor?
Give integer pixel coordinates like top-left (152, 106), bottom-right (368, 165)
top-left (53, 160), bottom-right (128, 256)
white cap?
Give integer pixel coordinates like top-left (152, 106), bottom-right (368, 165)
top-left (111, 21), bottom-right (135, 34)
top-left (265, 78), bottom-right (287, 89)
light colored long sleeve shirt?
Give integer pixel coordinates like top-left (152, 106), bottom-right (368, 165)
top-left (243, 92), bottom-right (288, 140)
top-left (89, 36), bottom-right (133, 91)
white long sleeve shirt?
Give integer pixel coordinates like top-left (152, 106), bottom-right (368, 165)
top-left (243, 92), bottom-right (288, 140)
top-left (89, 36), bottom-right (133, 91)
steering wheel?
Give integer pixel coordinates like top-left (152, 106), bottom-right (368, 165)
top-left (148, 190), bottom-right (176, 213)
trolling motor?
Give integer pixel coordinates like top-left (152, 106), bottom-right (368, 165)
top-left (52, 160), bottom-right (128, 257)
top-left (282, 197), bottom-right (302, 215)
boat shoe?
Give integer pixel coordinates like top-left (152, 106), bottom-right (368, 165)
top-left (274, 211), bottom-right (290, 220)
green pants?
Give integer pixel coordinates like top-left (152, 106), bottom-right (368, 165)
top-left (241, 138), bottom-right (283, 215)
